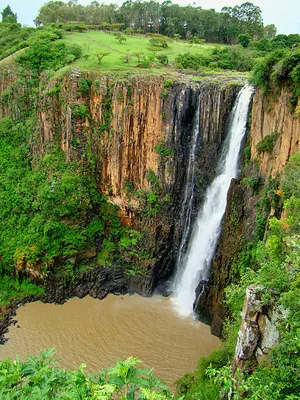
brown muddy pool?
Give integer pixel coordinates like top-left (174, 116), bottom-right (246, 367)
top-left (0, 294), bottom-right (220, 384)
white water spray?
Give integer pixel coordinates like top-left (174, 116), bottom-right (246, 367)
top-left (177, 100), bottom-right (201, 265)
top-left (173, 85), bottom-right (253, 316)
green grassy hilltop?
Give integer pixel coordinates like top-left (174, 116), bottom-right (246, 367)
top-left (62, 31), bottom-right (225, 72)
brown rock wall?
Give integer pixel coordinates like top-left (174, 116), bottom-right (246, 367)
top-left (0, 66), bottom-right (242, 292)
top-left (251, 89), bottom-right (300, 176)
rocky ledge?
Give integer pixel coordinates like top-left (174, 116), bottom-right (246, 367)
top-left (0, 265), bottom-right (154, 345)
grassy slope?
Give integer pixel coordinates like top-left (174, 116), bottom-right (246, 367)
top-left (62, 31), bottom-right (225, 72)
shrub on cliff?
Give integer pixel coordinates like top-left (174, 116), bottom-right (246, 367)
top-left (256, 131), bottom-right (280, 153)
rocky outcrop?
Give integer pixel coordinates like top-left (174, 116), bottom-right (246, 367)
top-left (43, 264), bottom-right (159, 303)
top-left (232, 285), bottom-right (282, 374)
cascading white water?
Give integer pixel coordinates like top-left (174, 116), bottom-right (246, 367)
top-left (177, 99), bottom-right (201, 264)
top-left (173, 85), bottom-right (253, 316)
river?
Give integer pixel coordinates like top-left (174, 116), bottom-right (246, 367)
top-left (0, 294), bottom-right (220, 384)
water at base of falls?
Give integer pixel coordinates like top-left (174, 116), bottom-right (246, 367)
top-left (1, 295), bottom-right (220, 385)
top-left (173, 85), bottom-right (254, 317)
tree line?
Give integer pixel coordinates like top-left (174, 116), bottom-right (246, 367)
top-left (33, 0), bottom-right (275, 44)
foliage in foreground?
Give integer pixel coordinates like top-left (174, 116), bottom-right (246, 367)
top-left (0, 349), bottom-right (172, 399)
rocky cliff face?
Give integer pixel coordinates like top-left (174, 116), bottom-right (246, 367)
top-left (54, 73), bottom-right (241, 291)
top-left (251, 89), bottom-right (300, 177)
top-left (0, 66), bottom-right (242, 295)
top-left (196, 88), bottom-right (300, 337)
top-left (2, 62), bottom-right (298, 351)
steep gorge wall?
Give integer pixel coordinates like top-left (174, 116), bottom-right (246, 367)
top-left (196, 88), bottom-right (300, 336)
top-left (0, 66), bottom-right (241, 294)
top-left (44, 73), bottom-right (241, 291)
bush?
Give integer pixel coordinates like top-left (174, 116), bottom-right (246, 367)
top-left (154, 142), bottom-right (174, 157)
top-left (72, 104), bottom-right (90, 118)
top-left (157, 54), bottom-right (168, 65)
top-left (210, 46), bottom-right (254, 71)
top-left (79, 77), bottom-right (92, 95)
top-left (176, 47), bottom-right (253, 72)
top-left (256, 132), bottom-right (280, 153)
top-left (250, 38), bottom-right (271, 53)
top-left (243, 175), bottom-right (262, 193)
top-left (281, 152), bottom-right (300, 200)
top-left (271, 34), bottom-right (300, 50)
top-left (238, 34), bottom-right (251, 48)
top-left (149, 34), bottom-right (169, 48)
top-left (175, 52), bottom-right (211, 70)
top-left (18, 38), bottom-right (82, 72)
top-left (138, 54), bottom-right (155, 68)
top-left (0, 276), bottom-right (44, 307)
top-left (250, 49), bottom-right (287, 90)
top-left (0, 23), bottom-right (35, 60)
top-left (114, 33), bottom-right (126, 44)
top-left (244, 145), bottom-right (251, 165)
top-left (176, 348), bottom-right (228, 400)
top-left (250, 48), bottom-right (300, 108)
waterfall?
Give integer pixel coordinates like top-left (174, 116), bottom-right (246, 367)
top-left (173, 85), bottom-right (253, 316)
top-left (177, 99), bottom-right (201, 265)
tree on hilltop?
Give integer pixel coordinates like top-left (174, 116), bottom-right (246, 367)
top-left (1, 5), bottom-right (17, 23)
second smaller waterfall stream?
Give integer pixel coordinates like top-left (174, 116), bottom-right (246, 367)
top-left (173, 85), bottom-right (253, 316)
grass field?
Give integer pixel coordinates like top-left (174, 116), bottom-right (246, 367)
top-left (0, 30), bottom-right (246, 83)
top-left (62, 31), bottom-right (225, 72)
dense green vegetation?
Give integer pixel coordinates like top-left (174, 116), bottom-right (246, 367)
top-left (0, 115), bottom-right (153, 282)
top-left (0, 117), bottom-right (100, 276)
top-left (0, 349), bottom-right (171, 399)
top-left (0, 276), bottom-right (43, 311)
top-left (0, 22), bottom-right (35, 60)
top-left (250, 47), bottom-right (300, 109)
top-left (175, 46), bottom-right (253, 72)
